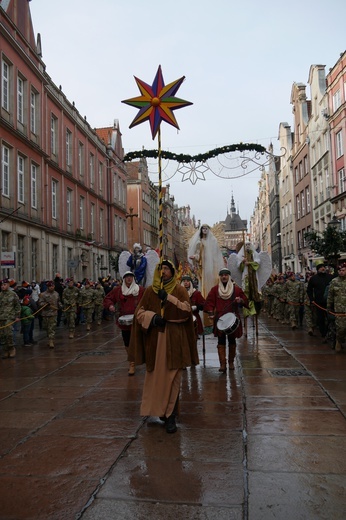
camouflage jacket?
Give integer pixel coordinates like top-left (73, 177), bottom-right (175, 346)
top-left (39, 290), bottom-right (61, 316)
top-left (272, 282), bottom-right (286, 301)
top-left (285, 280), bottom-right (304, 303)
top-left (327, 276), bottom-right (346, 314)
top-left (62, 286), bottom-right (80, 308)
top-left (93, 287), bottom-right (105, 305)
top-left (0, 290), bottom-right (21, 321)
top-left (78, 287), bottom-right (96, 309)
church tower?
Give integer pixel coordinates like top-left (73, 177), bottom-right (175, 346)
top-left (224, 193), bottom-right (247, 253)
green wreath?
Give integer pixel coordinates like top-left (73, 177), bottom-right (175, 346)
top-left (123, 143), bottom-right (266, 164)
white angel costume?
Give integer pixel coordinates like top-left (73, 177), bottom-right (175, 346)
top-left (119, 247), bottom-right (159, 287)
top-left (187, 224), bottom-right (224, 299)
top-left (227, 242), bottom-right (272, 317)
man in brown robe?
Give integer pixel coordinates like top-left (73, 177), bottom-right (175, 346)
top-left (128, 260), bottom-right (199, 433)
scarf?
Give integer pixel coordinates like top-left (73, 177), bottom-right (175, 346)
top-left (181, 281), bottom-right (195, 298)
top-left (122, 278), bottom-right (140, 297)
top-left (152, 264), bottom-right (177, 295)
top-left (218, 279), bottom-right (234, 300)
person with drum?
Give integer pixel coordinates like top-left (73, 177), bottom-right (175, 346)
top-left (204, 267), bottom-right (249, 372)
top-left (181, 274), bottom-right (205, 339)
top-left (103, 271), bottom-right (145, 376)
top-left (128, 260), bottom-right (199, 434)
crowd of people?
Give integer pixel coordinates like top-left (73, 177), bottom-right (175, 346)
top-left (0, 274), bottom-right (120, 357)
top-left (261, 261), bottom-right (346, 350)
top-left (1, 256), bottom-right (345, 436)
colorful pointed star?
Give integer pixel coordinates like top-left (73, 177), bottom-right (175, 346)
top-left (122, 65), bottom-right (192, 139)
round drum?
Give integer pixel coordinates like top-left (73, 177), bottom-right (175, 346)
top-left (118, 314), bottom-right (134, 326)
top-left (217, 312), bottom-right (240, 335)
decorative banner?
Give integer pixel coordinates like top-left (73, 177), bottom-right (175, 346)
top-left (122, 65), bottom-right (192, 139)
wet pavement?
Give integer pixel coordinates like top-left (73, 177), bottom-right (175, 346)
top-left (0, 315), bottom-right (346, 520)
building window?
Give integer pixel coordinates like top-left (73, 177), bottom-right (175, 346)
top-left (333, 90), bottom-right (341, 112)
top-left (52, 244), bottom-right (58, 275)
top-left (319, 174), bottom-right (324, 201)
top-left (336, 130), bottom-right (343, 158)
top-left (31, 238), bottom-right (38, 282)
top-left (114, 215), bottom-right (118, 242)
top-left (306, 186), bottom-right (310, 213)
top-left (52, 180), bottom-right (57, 219)
top-left (51, 114), bottom-right (57, 156)
top-left (66, 128), bottom-right (72, 169)
top-left (0, 232), bottom-right (10, 277)
top-left (31, 163), bottom-right (37, 208)
top-left (99, 208), bottom-right (104, 240)
top-left (113, 173), bottom-right (117, 201)
top-left (17, 76), bottom-right (24, 124)
top-left (78, 142), bottom-right (84, 177)
top-left (304, 155), bottom-right (308, 175)
top-left (17, 235), bottom-right (24, 282)
top-left (294, 167), bottom-right (299, 185)
top-left (301, 190), bottom-right (305, 216)
top-left (79, 196), bottom-right (85, 229)
top-left (99, 162), bottom-right (103, 193)
top-left (299, 161), bottom-right (303, 181)
top-left (30, 89), bottom-right (37, 134)
top-left (1, 60), bottom-right (10, 111)
top-left (66, 188), bottom-right (72, 225)
top-left (17, 155), bottom-right (24, 203)
top-left (89, 153), bottom-right (94, 187)
top-left (1, 145), bottom-right (10, 197)
top-left (296, 194), bottom-right (300, 220)
top-left (339, 168), bottom-right (346, 193)
top-left (297, 230), bottom-right (301, 249)
top-left (90, 203), bottom-right (95, 235)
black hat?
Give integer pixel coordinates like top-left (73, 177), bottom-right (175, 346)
top-left (161, 260), bottom-right (175, 275)
top-left (219, 268), bottom-right (231, 276)
top-left (181, 275), bottom-right (192, 281)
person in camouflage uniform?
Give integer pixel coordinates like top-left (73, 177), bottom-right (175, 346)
top-left (93, 281), bottom-right (105, 325)
top-left (0, 279), bottom-right (21, 358)
top-left (285, 272), bottom-right (305, 329)
top-left (262, 277), bottom-right (275, 317)
top-left (62, 278), bottom-right (80, 339)
top-left (78, 279), bottom-right (96, 331)
top-left (304, 272), bottom-right (316, 335)
top-left (327, 263), bottom-right (346, 352)
top-left (38, 280), bottom-right (61, 348)
top-left (272, 275), bottom-right (287, 322)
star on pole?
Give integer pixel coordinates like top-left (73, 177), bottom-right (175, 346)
top-left (122, 65), bottom-right (192, 139)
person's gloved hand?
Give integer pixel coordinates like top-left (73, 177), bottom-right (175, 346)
top-left (152, 314), bottom-right (166, 327)
top-left (158, 289), bottom-right (167, 301)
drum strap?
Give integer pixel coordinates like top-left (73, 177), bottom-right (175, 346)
top-left (215, 291), bottom-right (236, 322)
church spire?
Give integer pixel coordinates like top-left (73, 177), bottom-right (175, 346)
top-left (230, 193), bottom-right (236, 214)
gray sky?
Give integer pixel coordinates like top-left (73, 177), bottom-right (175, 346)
top-left (30, 0), bottom-right (346, 226)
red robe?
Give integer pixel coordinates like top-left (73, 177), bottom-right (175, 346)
top-left (204, 284), bottom-right (249, 339)
top-left (190, 289), bottom-right (205, 335)
top-left (103, 285), bottom-right (145, 330)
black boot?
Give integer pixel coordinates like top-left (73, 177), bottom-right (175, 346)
top-left (165, 414), bottom-right (177, 433)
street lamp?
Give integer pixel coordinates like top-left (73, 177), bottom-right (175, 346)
top-left (328, 214), bottom-right (341, 231)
